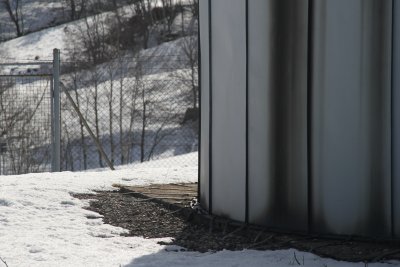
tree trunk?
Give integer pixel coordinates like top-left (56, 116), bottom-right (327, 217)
top-left (140, 94), bottom-right (147, 163)
top-left (69, 0), bottom-right (76, 20)
top-left (108, 69), bottom-right (115, 166)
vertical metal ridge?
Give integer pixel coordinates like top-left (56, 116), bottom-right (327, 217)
top-left (245, 0), bottom-right (249, 224)
top-left (208, 0), bottom-right (213, 215)
top-left (197, 0), bottom-right (201, 201)
top-left (390, 0), bottom-right (395, 238)
top-left (306, 0), bottom-right (314, 233)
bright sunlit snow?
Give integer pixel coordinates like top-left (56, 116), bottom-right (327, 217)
top-left (0, 153), bottom-right (397, 267)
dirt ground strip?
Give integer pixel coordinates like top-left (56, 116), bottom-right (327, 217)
top-left (73, 184), bottom-right (400, 263)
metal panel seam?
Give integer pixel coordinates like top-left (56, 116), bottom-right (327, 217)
top-left (245, 0), bottom-right (249, 224)
top-left (391, 0), bottom-right (395, 238)
top-left (208, 0), bottom-right (213, 215)
top-left (197, 0), bottom-right (202, 201)
top-left (307, 0), bottom-right (314, 233)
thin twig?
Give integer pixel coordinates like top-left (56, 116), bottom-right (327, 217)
top-left (247, 234), bottom-right (274, 249)
top-left (293, 251), bottom-right (301, 265)
top-left (222, 225), bottom-right (246, 240)
top-left (0, 256), bottom-right (8, 267)
top-left (166, 207), bottom-right (185, 215)
top-left (253, 229), bottom-right (265, 243)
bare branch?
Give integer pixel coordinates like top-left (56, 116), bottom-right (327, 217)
top-left (0, 255), bottom-right (9, 267)
top-left (2, 0), bottom-right (24, 36)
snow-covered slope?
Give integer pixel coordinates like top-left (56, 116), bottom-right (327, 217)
top-left (0, 0), bottom-right (65, 41)
top-left (0, 9), bottom-right (123, 61)
top-left (0, 22), bottom-right (68, 62)
top-left (0, 3), bottom-right (199, 172)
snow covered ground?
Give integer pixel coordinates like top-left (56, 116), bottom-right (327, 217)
top-left (0, 153), bottom-right (398, 267)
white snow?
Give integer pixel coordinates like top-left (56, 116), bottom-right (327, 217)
top-left (0, 153), bottom-right (398, 267)
top-left (0, 3), bottom-right (399, 267)
top-left (0, 22), bottom-right (71, 62)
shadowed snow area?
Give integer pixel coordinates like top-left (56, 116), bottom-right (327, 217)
top-left (0, 152), bottom-right (397, 266)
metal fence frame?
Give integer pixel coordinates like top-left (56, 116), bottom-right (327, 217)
top-left (0, 47), bottom-right (199, 174)
top-left (0, 49), bottom-right (61, 173)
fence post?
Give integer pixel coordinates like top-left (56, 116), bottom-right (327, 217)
top-left (52, 48), bottom-right (61, 172)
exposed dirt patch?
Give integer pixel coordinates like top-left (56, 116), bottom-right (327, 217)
top-left (74, 191), bottom-right (252, 252)
top-left (73, 190), bottom-right (400, 263)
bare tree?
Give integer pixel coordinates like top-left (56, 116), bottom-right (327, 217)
top-left (126, 56), bottom-right (142, 162)
top-left (0, 79), bottom-right (50, 174)
top-left (188, 0), bottom-right (198, 19)
top-left (125, 0), bottom-right (166, 49)
top-left (0, 255), bottom-right (8, 267)
top-left (181, 34), bottom-right (198, 109)
top-left (161, 0), bottom-right (176, 34)
top-left (63, 0), bottom-right (86, 20)
top-left (115, 56), bottom-right (128, 164)
top-left (106, 63), bottom-right (116, 165)
top-left (145, 102), bottom-right (179, 161)
top-left (170, 33), bottom-right (198, 110)
top-left (65, 65), bottom-right (89, 170)
top-left (90, 67), bottom-right (103, 167)
top-left (61, 120), bottom-right (75, 171)
top-left (132, 0), bottom-right (152, 49)
top-left (140, 93), bottom-right (148, 162)
top-left (65, 12), bottom-right (112, 66)
top-left (1, 0), bottom-right (24, 37)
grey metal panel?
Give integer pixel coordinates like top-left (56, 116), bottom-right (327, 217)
top-left (311, 0), bottom-right (392, 237)
top-left (199, 0), bottom-right (209, 209)
top-left (248, 0), bottom-right (308, 230)
top-left (393, 0), bottom-right (400, 238)
top-left (210, 0), bottom-right (246, 222)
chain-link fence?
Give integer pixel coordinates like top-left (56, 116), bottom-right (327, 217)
top-left (60, 53), bottom-right (198, 171)
top-left (0, 64), bottom-right (54, 175)
top-left (0, 47), bottom-right (198, 174)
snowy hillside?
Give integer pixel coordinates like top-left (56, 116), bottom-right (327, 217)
top-left (0, 1), bottom-right (196, 62)
top-left (0, 0), bottom-right (65, 41)
top-left (0, 0), bottom-right (199, 173)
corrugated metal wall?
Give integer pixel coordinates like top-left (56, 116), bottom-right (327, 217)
top-left (311, 0), bottom-right (392, 237)
top-left (248, 0), bottom-right (309, 231)
top-left (200, 0), bottom-right (400, 238)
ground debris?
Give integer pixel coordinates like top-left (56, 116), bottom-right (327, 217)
top-left (73, 190), bottom-right (400, 262)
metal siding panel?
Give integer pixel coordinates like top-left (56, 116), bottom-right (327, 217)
top-left (248, 0), bottom-right (309, 231)
top-left (311, 0), bottom-right (392, 237)
top-left (199, 0), bottom-right (209, 209)
top-left (211, 0), bottom-right (246, 222)
top-left (247, 0), bottom-right (272, 227)
top-left (393, 0), bottom-right (400, 238)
